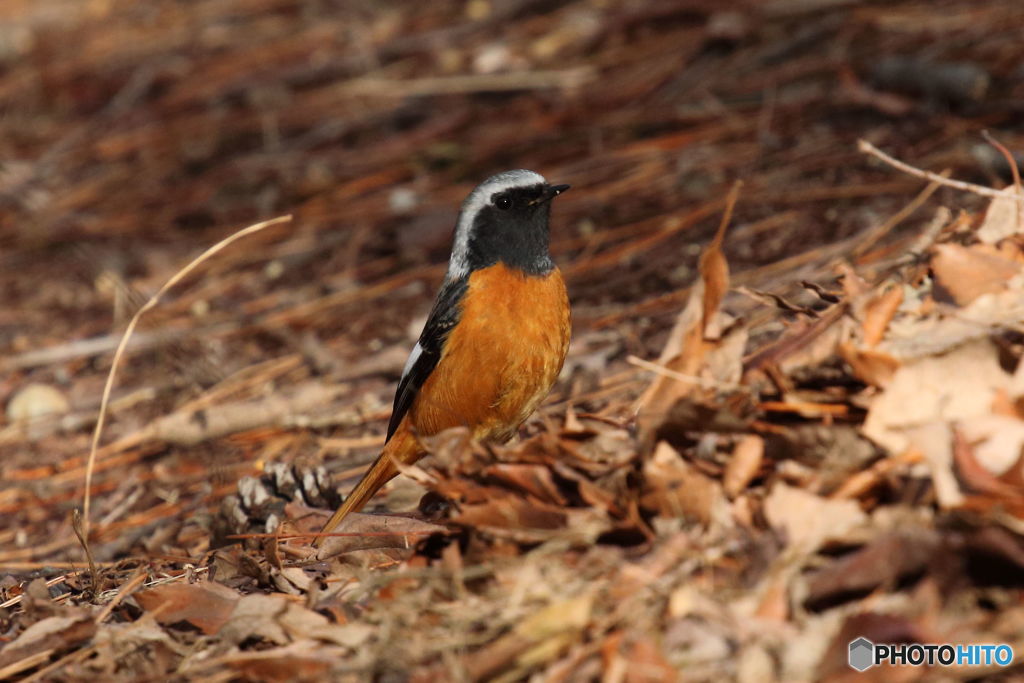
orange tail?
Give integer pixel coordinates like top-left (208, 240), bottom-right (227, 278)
top-left (314, 425), bottom-right (421, 547)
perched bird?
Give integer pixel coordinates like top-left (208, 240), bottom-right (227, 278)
top-left (316, 170), bottom-right (571, 546)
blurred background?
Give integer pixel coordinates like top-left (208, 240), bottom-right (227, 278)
top-left (2, 0), bottom-right (1023, 557)
top-left (3, 1), bottom-right (1024, 678)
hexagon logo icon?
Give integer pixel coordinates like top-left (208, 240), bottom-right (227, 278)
top-left (849, 637), bottom-right (875, 672)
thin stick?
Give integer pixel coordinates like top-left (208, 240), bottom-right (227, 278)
top-left (82, 215), bottom-right (292, 540)
top-left (343, 68), bottom-right (593, 97)
top-left (0, 574), bottom-right (81, 609)
top-left (94, 570), bottom-right (147, 624)
top-left (626, 355), bottom-right (743, 391)
top-left (983, 130), bottom-right (1023, 195)
top-left (982, 129), bottom-right (1023, 233)
top-left (71, 509), bottom-right (99, 597)
top-left (858, 140), bottom-right (1024, 203)
top-left (229, 531), bottom-right (438, 540)
top-left (21, 646), bottom-right (97, 683)
top-left (714, 180), bottom-right (743, 248)
top-left (853, 170), bottom-right (950, 257)
top-left (0, 650), bottom-right (58, 680)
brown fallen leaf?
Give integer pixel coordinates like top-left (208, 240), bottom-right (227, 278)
top-left (837, 262), bottom-right (872, 302)
top-left (640, 441), bottom-right (724, 525)
top-left (619, 634), bottom-right (678, 683)
top-left (635, 183), bottom-right (740, 450)
top-left (463, 594), bottom-right (593, 681)
top-left (315, 513), bottom-right (449, 560)
top-left (744, 304), bottom-right (849, 381)
top-left (861, 283), bottom-right (903, 347)
top-left (699, 188), bottom-right (734, 341)
top-left (723, 434), bottom-right (764, 499)
top-left (135, 581), bottom-right (240, 635)
top-left (863, 339), bottom-right (1011, 457)
top-left (452, 491), bottom-right (568, 530)
top-left (92, 612), bottom-right (189, 672)
top-left (977, 192), bottom-right (1023, 244)
top-left (225, 651), bottom-right (334, 683)
top-left (839, 343), bottom-right (900, 388)
top-left (931, 243), bottom-right (1021, 306)
top-left (951, 428), bottom-right (1024, 501)
top-left (804, 528), bottom-right (940, 610)
top-left (219, 593), bottom-right (373, 648)
top-left (959, 414), bottom-right (1024, 478)
top-left (753, 570), bottom-right (790, 623)
top-left (951, 522), bottom-right (1024, 573)
top-left (0, 611), bottom-right (95, 670)
top-left (764, 483), bottom-right (866, 552)
top-left (480, 463), bottom-right (569, 505)
top-left (210, 642), bottom-right (351, 682)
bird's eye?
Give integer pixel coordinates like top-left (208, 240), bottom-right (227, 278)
top-left (495, 195), bottom-right (512, 210)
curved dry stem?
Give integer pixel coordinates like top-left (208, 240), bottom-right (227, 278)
top-left (858, 139), bottom-right (1024, 203)
top-left (82, 215), bottom-right (293, 540)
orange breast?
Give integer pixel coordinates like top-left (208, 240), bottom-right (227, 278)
top-left (409, 263), bottom-right (570, 441)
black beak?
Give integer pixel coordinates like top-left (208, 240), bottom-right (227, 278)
top-left (542, 183), bottom-right (570, 202)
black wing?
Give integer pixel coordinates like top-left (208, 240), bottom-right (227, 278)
top-left (385, 275), bottom-right (468, 441)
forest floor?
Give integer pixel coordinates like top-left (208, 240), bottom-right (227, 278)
top-left (2, 1), bottom-right (1024, 680)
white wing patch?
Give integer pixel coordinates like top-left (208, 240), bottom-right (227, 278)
top-left (400, 341), bottom-right (423, 384)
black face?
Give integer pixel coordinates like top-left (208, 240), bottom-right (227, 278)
top-left (465, 183), bottom-right (567, 275)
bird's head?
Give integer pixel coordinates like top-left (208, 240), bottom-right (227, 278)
top-left (448, 170), bottom-right (569, 278)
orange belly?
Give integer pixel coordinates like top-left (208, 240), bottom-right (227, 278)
top-left (314, 263), bottom-right (570, 544)
top-left (409, 263), bottom-right (570, 442)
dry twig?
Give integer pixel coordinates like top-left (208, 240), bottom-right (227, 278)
top-left (858, 139), bottom-right (1024, 203)
top-left (82, 215), bottom-right (293, 539)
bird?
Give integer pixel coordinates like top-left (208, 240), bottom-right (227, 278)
top-left (315, 170), bottom-right (571, 546)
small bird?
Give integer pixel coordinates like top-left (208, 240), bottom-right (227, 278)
top-left (315, 170), bottom-right (571, 545)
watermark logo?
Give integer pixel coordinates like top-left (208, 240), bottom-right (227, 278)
top-left (848, 638), bottom-right (1013, 671)
top-left (848, 638), bottom-right (874, 672)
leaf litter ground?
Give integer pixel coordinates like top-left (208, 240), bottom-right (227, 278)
top-left (2, 0), bottom-right (1024, 680)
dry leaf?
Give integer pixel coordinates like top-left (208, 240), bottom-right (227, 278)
top-left (0, 612), bottom-right (95, 669)
top-left (634, 281), bottom-right (709, 443)
top-left (620, 636), bottom-right (678, 683)
top-left (216, 642), bottom-right (349, 683)
top-left (753, 570), bottom-right (790, 623)
top-left (837, 262), bottom-right (871, 301)
top-left (931, 243), bottom-right (1021, 306)
top-left (699, 228), bottom-right (730, 340)
top-left (465, 594), bottom-right (593, 681)
top-left (906, 423), bottom-right (963, 509)
top-left (480, 463), bottom-right (569, 505)
top-left (764, 483), bottom-right (866, 552)
top-left (724, 434), bottom-right (764, 498)
top-left (951, 428), bottom-right (1023, 501)
top-left (861, 284), bottom-right (903, 347)
top-left (135, 581), bottom-right (240, 635)
top-left (863, 339), bottom-right (1011, 455)
top-left (804, 528), bottom-right (940, 610)
top-left (839, 344), bottom-right (900, 388)
top-left (273, 566), bottom-right (314, 595)
top-left (635, 193), bottom-right (736, 448)
top-left (877, 285), bottom-right (1024, 359)
top-left (959, 414), bottom-right (1024, 476)
top-left (453, 493), bottom-right (568, 531)
top-left (315, 513), bottom-right (449, 560)
top-left (220, 594), bottom-right (372, 648)
top-left (977, 193), bottom-right (1022, 243)
top-left (641, 441), bottom-right (724, 524)
top-left (92, 613), bottom-right (190, 669)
